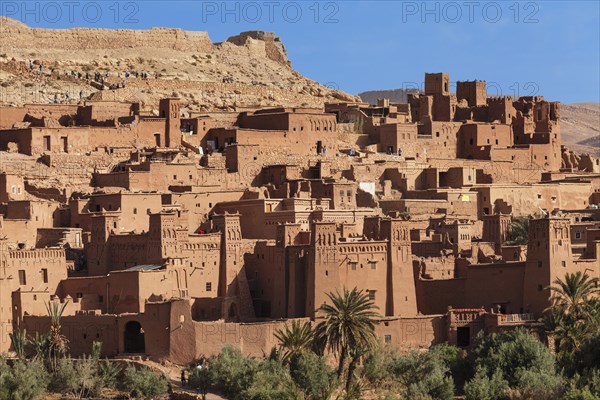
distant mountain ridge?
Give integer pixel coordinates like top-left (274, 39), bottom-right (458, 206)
top-left (358, 88), bottom-right (419, 104)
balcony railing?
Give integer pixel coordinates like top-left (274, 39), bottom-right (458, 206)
top-left (501, 313), bottom-right (535, 323)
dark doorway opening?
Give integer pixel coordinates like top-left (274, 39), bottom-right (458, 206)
top-left (154, 134), bottom-right (161, 147)
top-left (229, 303), bottom-right (238, 319)
top-left (124, 321), bottom-right (145, 353)
top-left (457, 326), bottom-right (470, 347)
top-left (316, 141), bottom-right (323, 155)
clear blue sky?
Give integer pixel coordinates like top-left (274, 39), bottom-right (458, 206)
top-left (2, 0), bottom-right (599, 103)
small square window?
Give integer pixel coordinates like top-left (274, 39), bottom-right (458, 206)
top-left (384, 335), bottom-right (392, 343)
top-left (368, 290), bottom-right (376, 300)
top-left (206, 282), bottom-right (212, 292)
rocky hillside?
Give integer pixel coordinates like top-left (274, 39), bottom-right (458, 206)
top-left (0, 17), bottom-right (358, 112)
top-left (561, 103), bottom-right (600, 156)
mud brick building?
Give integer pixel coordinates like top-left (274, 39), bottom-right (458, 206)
top-left (0, 72), bottom-right (598, 361)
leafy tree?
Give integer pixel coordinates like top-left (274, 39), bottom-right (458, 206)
top-left (242, 359), bottom-right (302, 400)
top-left (464, 367), bottom-right (508, 400)
top-left (511, 368), bottom-right (565, 399)
top-left (122, 365), bottom-right (169, 399)
top-left (189, 365), bottom-right (211, 400)
top-left (206, 346), bottom-right (259, 399)
top-left (362, 344), bottom-right (394, 385)
top-left (314, 288), bottom-right (380, 383)
top-left (289, 351), bottom-right (336, 400)
top-left (569, 333), bottom-right (600, 392)
top-left (563, 387), bottom-right (600, 400)
top-left (467, 329), bottom-right (556, 388)
top-left (274, 320), bottom-right (314, 365)
top-left (388, 346), bottom-right (455, 400)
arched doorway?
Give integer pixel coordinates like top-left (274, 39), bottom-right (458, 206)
top-left (124, 321), bottom-right (145, 353)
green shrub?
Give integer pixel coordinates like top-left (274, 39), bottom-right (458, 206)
top-left (49, 357), bottom-right (78, 394)
top-left (362, 344), bottom-right (394, 384)
top-left (464, 368), bottom-right (508, 400)
top-left (75, 356), bottom-right (104, 398)
top-left (468, 329), bottom-right (556, 387)
top-left (189, 365), bottom-right (212, 395)
top-left (242, 359), bottom-right (302, 400)
top-left (122, 366), bottom-right (169, 399)
top-left (515, 369), bottom-right (565, 400)
top-left (0, 357), bottom-right (12, 399)
top-left (49, 356), bottom-right (104, 398)
top-left (388, 348), bottom-right (455, 400)
top-left (207, 346), bottom-right (259, 398)
top-left (98, 359), bottom-right (122, 389)
top-left (405, 367), bottom-right (454, 400)
top-left (289, 352), bottom-right (336, 399)
top-left (3, 359), bottom-right (49, 400)
top-left (564, 387), bottom-right (600, 400)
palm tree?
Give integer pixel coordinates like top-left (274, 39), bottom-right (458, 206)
top-left (544, 272), bottom-right (600, 353)
top-left (314, 288), bottom-right (380, 384)
top-left (30, 332), bottom-right (49, 360)
top-left (345, 345), bottom-right (368, 392)
top-left (505, 217), bottom-right (529, 245)
top-left (46, 300), bottom-right (69, 371)
top-left (9, 329), bottom-right (28, 359)
top-left (547, 271), bottom-right (599, 319)
top-left (274, 320), bottom-right (314, 364)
